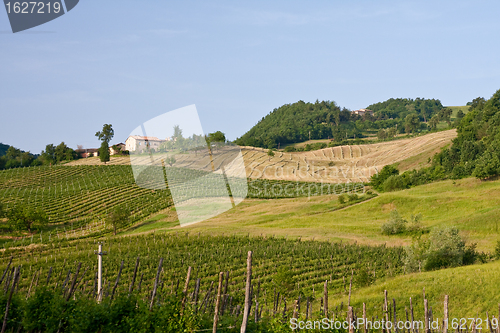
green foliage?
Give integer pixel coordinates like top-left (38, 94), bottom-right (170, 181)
top-left (235, 100), bottom-right (362, 148)
top-left (267, 149), bottom-right (275, 160)
top-left (404, 113), bottom-right (420, 134)
top-left (40, 142), bottom-right (77, 165)
top-left (431, 89), bottom-right (500, 180)
top-left (355, 267), bottom-right (374, 287)
top-left (382, 174), bottom-right (406, 192)
top-left (338, 194), bottom-right (347, 204)
top-left (0, 144), bottom-right (38, 170)
top-left (495, 241), bottom-right (500, 259)
top-left (165, 155), bottom-right (176, 167)
top-left (6, 204), bottom-right (48, 232)
top-left (206, 131), bottom-right (226, 144)
top-left (381, 210), bottom-right (407, 235)
top-left (95, 124), bottom-right (115, 144)
top-left (99, 141), bottom-right (110, 164)
top-left (367, 97), bottom-right (443, 122)
top-left (370, 165), bottom-right (399, 191)
top-left (106, 205), bottom-right (131, 235)
top-left (273, 266), bottom-right (294, 297)
top-left (438, 108), bottom-right (453, 127)
top-left (404, 227), bottom-right (481, 272)
top-left (347, 193), bottom-right (359, 202)
top-left (377, 129), bottom-right (387, 140)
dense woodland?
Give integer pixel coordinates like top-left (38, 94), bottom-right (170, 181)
top-left (235, 98), bottom-right (444, 148)
top-left (370, 90), bottom-right (500, 192)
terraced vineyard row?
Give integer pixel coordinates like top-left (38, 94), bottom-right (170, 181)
top-left (0, 233), bottom-right (405, 326)
top-left (0, 165), bottom-right (353, 235)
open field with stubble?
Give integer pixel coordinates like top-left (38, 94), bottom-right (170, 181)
top-left (67, 129), bottom-right (457, 183)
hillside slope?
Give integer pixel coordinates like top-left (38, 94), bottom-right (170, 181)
top-left (242, 129), bottom-right (456, 183)
top-left (67, 130), bottom-right (457, 183)
top-left (181, 176), bottom-right (500, 251)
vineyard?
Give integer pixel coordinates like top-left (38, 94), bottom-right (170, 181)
top-left (0, 165), bottom-right (365, 239)
top-left (0, 233), bottom-right (405, 332)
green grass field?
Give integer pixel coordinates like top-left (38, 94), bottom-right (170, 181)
top-left (178, 177), bottom-right (500, 252)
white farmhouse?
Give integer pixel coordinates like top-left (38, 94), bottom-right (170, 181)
top-left (125, 136), bottom-right (166, 152)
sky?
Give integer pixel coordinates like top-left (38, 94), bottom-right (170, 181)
top-left (1, 0), bottom-right (500, 153)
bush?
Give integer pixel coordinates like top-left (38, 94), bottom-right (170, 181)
top-left (381, 210), bottom-right (407, 235)
top-left (371, 165), bottom-right (399, 191)
top-left (347, 194), bottom-right (359, 202)
top-left (407, 214), bottom-right (423, 233)
top-left (284, 146), bottom-right (296, 152)
top-left (338, 194), bottom-right (348, 204)
top-left (405, 227), bottom-right (480, 272)
top-left (355, 267), bottom-right (374, 287)
top-left (383, 175), bottom-right (406, 192)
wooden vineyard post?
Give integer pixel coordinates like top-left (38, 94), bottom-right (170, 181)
top-left (182, 266), bottom-right (192, 310)
top-left (363, 303), bottom-right (367, 333)
top-left (443, 295), bottom-right (449, 333)
top-left (348, 306), bottom-right (355, 333)
top-left (213, 272), bottom-right (224, 333)
top-left (221, 271), bottom-right (229, 315)
top-left (324, 280), bottom-right (328, 317)
top-left (193, 278), bottom-right (201, 314)
top-left (241, 251), bottom-right (252, 333)
top-left (1, 266), bottom-right (19, 333)
top-left (65, 262), bottom-right (81, 301)
top-left (150, 258), bottom-right (164, 311)
top-left (94, 243), bottom-right (107, 303)
top-left (348, 269), bottom-right (353, 306)
top-left (424, 299), bottom-right (429, 333)
top-left (110, 260), bottom-right (124, 301)
top-left (410, 297), bottom-right (415, 333)
top-left (129, 257), bottom-right (140, 295)
top-left (384, 290), bottom-right (390, 333)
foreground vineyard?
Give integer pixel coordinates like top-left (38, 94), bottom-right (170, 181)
top-left (0, 234), bottom-right (404, 332)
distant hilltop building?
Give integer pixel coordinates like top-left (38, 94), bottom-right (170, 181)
top-left (353, 108), bottom-right (374, 116)
top-left (125, 135), bottom-right (166, 152)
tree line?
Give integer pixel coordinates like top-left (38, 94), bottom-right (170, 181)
top-left (235, 98), bottom-right (445, 149)
top-left (369, 89), bottom-right (500, 193)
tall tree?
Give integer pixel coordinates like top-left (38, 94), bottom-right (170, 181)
top-left (95, 124), bottom-right (114, 164)
top-left (404, 114), bottom-right (420, 134)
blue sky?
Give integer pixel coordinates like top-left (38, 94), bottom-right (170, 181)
top-left (1, 0), bottom-right (500, 153)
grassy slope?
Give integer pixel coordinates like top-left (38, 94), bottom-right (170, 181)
top-left (176, 177), bottom-right (500, 251)
top-left (336, 260), bottom-right (500, 318)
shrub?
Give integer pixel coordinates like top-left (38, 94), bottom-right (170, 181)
top-left (371, 165), bottom-right (399, 191)
top-left (338, 194), bottom-right (348, 204)
top-left (381, 210), bottom-right (407, 235)
top-left (423, 227), bottom-right (465, 271)
top-left (405, 227), bottom-right (480, 272)
top-left (383, 175), bottom-right (406, 192)
top-left (284, 146), bottom-right (296, 152)
top-left (355, 267), bottom-right (374, 287)
top-left (407, 214), bottom-right (423, 233)
top-left (495, 241), bottom-right (500, 259)
top-left (347, 194), bottom-right (359, 202)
